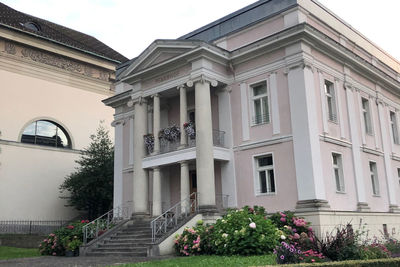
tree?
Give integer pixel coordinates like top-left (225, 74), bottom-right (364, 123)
top-left (60, 123), bottom-right (114, 220)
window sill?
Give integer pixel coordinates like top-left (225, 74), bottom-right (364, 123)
top-left (255, 192), bottom-right (276, 197)
top-left (328, 119), bottom-right (338, 124)
top-left (0, 139), bottom-right (81, 154)
top-left (251, 122), bottom-right (270, 127)
top-left (335, 191), bottom-right (346, 194)
top-left (366, 132), bottom-right (374, 137)
top-left (372, 194), bottom-right (381, 198)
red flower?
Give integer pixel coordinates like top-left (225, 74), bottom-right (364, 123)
top-left (67, 225), bottom-right (74, 229)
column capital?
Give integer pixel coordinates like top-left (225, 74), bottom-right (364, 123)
top-left (177, 84), bottom-right (186, 90)
top-left (186, 74), bottom-right (218, 88)
top-left (151, 93), bottom-right (160, 98)
top-left (343, 82), bottom-right (353, 91)
top-left (152, 166), bottom-right (160, 171)
top-left (178, 160), bottom-right (189, 166)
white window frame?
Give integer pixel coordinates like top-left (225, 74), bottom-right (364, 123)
top-left (369, 161), bottom-right (380, 196)
top-left (390, 111), bottom-right (399, 145)
top-left (397, 168), bottom-right (400, 186)
top-left (361, 97), bottom-right (373, 135)
top-left (253, 153), bottom-right (276, 196)
top-left (332, 152), bottom-right (345, 193)
top-left (325, 80), bottom-right (337, 122)
top-left (249, 80), bottom-right (270, 126)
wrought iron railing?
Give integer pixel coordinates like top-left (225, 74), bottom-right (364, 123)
top-left (0, 220), bottom-right (69, 235)
top-left (82, 202), bottom-right (132, 245)
top-left (150, 192), bottom-right (198, 243)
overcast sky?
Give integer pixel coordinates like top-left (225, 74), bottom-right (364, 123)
top-left (2, 0), bottom-right (400, 62)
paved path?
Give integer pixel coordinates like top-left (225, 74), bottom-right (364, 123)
top-left (0, 255), bottom-right (174, 267)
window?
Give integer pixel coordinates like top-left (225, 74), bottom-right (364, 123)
top-left (369, 161), bottom-right (379, 196)
top-left (21, 120), bottom-right (71, 148)
top-left (255, 154), bottom-right (275, 194)
top-left (332, 153), bottom-right (345, 192)
top-left (361, 97), bottom-right (373, 135)
top-left (397, 168), bottom-right (400, 185)
top-left (390, 111), bottom-right (399, 144)
top-left (325, 80), bottom-right (337, 122)
top-left (251, 81), bottom-right (269, 125)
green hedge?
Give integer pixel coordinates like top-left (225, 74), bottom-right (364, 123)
top-left (288, 257), bottom-right (400, 267)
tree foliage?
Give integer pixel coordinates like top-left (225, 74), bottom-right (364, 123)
top-left (60, 124), bottom-right (114, 219)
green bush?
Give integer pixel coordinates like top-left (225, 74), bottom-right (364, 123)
top-left (384, 237), bottom-right (400, 255)
top-left (174, 221), bottom-right (213, 256)
top-left (39, 220), bottom-right (88, 256)
top-left (289, 257), bottom-right (400, 266)
top-left (210, 206), bottom-right (279, 255)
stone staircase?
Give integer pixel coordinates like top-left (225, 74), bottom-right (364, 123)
top-left (85, 218), bottom-right (152, 257)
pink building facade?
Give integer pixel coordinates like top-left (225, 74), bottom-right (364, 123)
top-left (105, 0), bottom-right (400, 237)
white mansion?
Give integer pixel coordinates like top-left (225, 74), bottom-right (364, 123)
top-left (105, 0), bottom-right (400, 238)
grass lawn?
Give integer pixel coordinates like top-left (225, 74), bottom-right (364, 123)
top-left (119, 254), bottom-right (276, 267)
top-left (0, 246), bottom-right (41, 260)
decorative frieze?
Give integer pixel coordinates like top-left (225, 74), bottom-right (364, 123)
top-left (1, 39), bottom-right (112, 82)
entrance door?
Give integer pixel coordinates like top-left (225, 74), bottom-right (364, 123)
top-left (189, 171), bottom-right (197, 210)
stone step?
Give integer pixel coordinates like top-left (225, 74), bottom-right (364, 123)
top-left (91, 247), bottom-right (147, 253)
top-left (103, 239), bottom-right (153, 245)
top-left (109, 235), bottom-right (152, 241)
top-left (98, 243), bottom-right (148, 249)
top-left (120, 229), bottom-right (152, 234)
top-left (115, 233), bottom-right (151, 238)
top-left (85, 251), bottom-right (147, 257)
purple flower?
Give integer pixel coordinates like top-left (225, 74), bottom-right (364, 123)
top-left (280, 255), bottom-right (285, 260)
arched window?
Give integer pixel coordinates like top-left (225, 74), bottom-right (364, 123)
top-left (21, 120), bottom-right (71, 149)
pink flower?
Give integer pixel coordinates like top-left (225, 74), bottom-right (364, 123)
top-left (293, 233), bottom-right (300, 239)
top-left (249, 222), bottom-right (256, 229)
top-left (184, 245), bottom-right (188, 250)
top-left (311, 259), bottom-right (315, 262)
top-left (279, 212), bottom-right (286, 217)
top-left (280, 217), bottom-right (286, 222)
top-left (67, 225), bottom-right (74, 229)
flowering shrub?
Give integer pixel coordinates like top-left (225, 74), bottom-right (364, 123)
top-left (384, 237), bottom-right (400, 256)
top-left (274, 241), bottom-right (303, 264)
top-left (361, 242), bottom-right (391, 260)
top-left (39, 220), bottom-right (88, 256)
top-left (174, 220), bottom-right (213, 256)
top-left (210, 206), bottom-right (279, 255)
top-left (183, 122), bottom-right (195, 139)
top-left (159, 125), bottom-right (180, 141)
top-left (270, 211), bottom-right (316, 252)
top-left (144, 134), bottom-right (154, 153)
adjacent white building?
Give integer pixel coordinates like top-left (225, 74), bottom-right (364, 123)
top-left (0, 3), bottom-right (126, 221)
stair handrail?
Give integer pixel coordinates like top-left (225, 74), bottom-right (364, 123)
top-left (150, 192), bottom-right (198, 243)
top-left (82, 201), bottom-right (132, 245)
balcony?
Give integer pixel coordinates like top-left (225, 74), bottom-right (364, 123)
top-left (144, 128), bottom-right (226, 156)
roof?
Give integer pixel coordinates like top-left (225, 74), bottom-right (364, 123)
top-left (0, 2), bottom-right (128, 63)
top-left (179, 0), bottom-right (297, 42)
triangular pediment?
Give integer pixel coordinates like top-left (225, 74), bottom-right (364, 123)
top-left (120, 40), bottom-right (201, 78)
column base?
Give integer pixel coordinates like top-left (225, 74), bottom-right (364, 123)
top-left (199, 205), bottom-right (219, 215)
top-left (295, 199), bottom-right (330, 212)
top-left (357, 202), bottom-right (370, 212)
top-left (389, 205), bottom-right (400, 213)
top-left (130, 212), bottom-right (150, 220)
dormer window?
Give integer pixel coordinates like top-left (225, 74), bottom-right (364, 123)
top-left (23, 22), bottom-right (41, 32)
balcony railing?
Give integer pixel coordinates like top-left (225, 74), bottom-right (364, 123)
top-left (145, 129), bottom-right (225, 155)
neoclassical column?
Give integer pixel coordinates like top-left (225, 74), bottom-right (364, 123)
top-left (152, 94), bottom-right (160, 154)
top-left (132, 99), bottom-right (149, 214)
top-left (377, 100), bottom-right (399, 212)
top-left (113, 121), bottom-right (124, 210)
top-left (180, 161), bottom-right (190, 213)
top-left (286, 62), bottom-right (329, 211)
top-left (152, 167), bottom-right (162, 216)
top-left (344, 83), bottom-right (368, 211)
top-left (179, 85), bottom-right (188, 147)
top-left (188, 77), bottom-right (217, 210)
